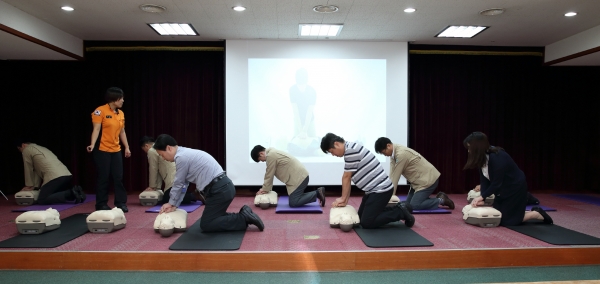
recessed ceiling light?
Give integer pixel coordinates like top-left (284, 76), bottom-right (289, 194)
top-left (299, 24), bottom-right (343, 37)
top-left (148, 23), bottom-right (198, 36)
top-left (233, 6), bottom-right (246, 12)
top-left (313, 5), bottom-right (339, 13)
top-left (565, 12), bottom-right (577, 17)
top-left (404, 8), bottom-right (416, 13)
top-left (435, 26), bottom-right (488, 38)
top-left (140, 4), bottom-right (166, 13)
top-left (480, 8), bottom-right (504, 16)
top-left (61, 6), bottom-right (74, 11)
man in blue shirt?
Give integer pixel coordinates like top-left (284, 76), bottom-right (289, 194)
top-left (320, 133), bottom-right (414, 229)
top-left (154, 134), bottom-right (264, 232)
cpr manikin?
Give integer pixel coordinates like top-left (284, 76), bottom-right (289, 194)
top-left (139, 189), bottom-right (164, 206)
top-left (330, 205), bottom-right (360, 232)
top-left (467, 190), bottom-right (495, 206)
top-left (462, 204), bottom-right (502, 228)
top-left (86, 207), bottom-right (127, 233)
top-left (254, 191), bottom-right (278, 210)
top-left (154, 209), bottom-right (188, 237)
top-left (15, 208), bottom-right (60, 234)
top-left (15, 190), bottom-right (40, 205)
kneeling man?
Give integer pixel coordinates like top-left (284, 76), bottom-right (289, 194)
top-left (140, 136), bottom-right (197, 204)
top-left (374, 137), bottom-right (454, 210)
top-left (320, 133), bottom-right (414, 229)
top-left (16, 139), bottom-right (84, 205)
top-left (251, 145), bottom-right (325, 207)
top-left (154, 134), bottom-right (264, 232)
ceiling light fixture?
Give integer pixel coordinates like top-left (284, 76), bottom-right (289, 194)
top-left (139, 4), bottom-right (166, 13)
top-left (435, 26), bottom-right (488, 38)
top-left (565, 12), bottom-right (577, 17)
top-left (61, 6), bottom-right (74, 11)
top-left (313, 5), bottom-right (339, 13)
top-left (480, 8), bottom-right (504, 16)
top-left (233, 6), bottom-right (246, 12)
top-left (404, 8), bottom-right (416, 13)
top-left (299, 24), bottom-right (343, 37)
top-left (148, 23), bottom-right (198, 36)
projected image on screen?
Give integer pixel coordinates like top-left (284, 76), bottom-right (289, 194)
top-left (248, 58), bottom-right (386, 163)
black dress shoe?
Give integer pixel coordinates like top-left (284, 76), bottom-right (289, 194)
top-left (398, 202), bottom-right (415, 228)
top-left (71, 186), bottom-right (82, 204)
top-left (240, 205), bottom-right (264, 231)
top-left (96, 205), bottom-right (111, 211)
top-left (437, 192), bottom-right (455, 210)
top-left (117, 205), bottom-right (129, 213)
top-left (316, 187), bottom-right (326, 207)
top-left (400, 201), bottom-right (413, 214)
top-left (75, 186), bottom-right (86, 203)
top-left (526, 192), bottom-right (540, 205)
top-left (531, 206), bottom-right (553, 224)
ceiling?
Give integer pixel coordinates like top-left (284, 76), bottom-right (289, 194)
top-left (2, 0), bottom-right (600, 63)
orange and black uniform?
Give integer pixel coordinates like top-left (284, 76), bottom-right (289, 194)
top-left (91, 104), bottom-right (127, 209)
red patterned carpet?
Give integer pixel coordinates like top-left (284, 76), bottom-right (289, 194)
top-left (0, 193), bottom-right (599, 252)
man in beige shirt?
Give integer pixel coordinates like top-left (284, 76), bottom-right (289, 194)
top-left (140, 136), bottom-right (197, 204)
top-left (374, 137), bottom-right (454, 210)
top-left (15, 139), bottom-right (85, 205)
top-left (251, 145), bottom-right (325, 207)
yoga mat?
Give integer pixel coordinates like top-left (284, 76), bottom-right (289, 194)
top-left (525, 205), bottom-right (557, 212)
top-left (146, 201), bottom-right (202, 213)
top-left (505, 221), bottom-right (600, 245)
top-left (275, 196), bottom-right (322, 213)
top-left (354, 222), bottom-right (434, 248)
top-left (0, 214), bottom-right (89, 248)
top-left (413, 208), bottom-right (451, 214)
top-left (11, 196), bottom-right (96, 212)
top-left (169, 219), bottom-right (245, 250)
top-left (396, 195), bottom-right (451, 214)
top-left (554, 194), bottom-right (600, 206)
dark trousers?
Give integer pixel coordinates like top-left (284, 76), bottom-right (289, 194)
top-left (37, 175), bottom-right (74, 205)
top-left (93, 150), bottom-right (127, 208)
top-left (288, 176), bottom-right (317, 207)
top-left (161, 187), bottom-right (196, 204)
top-left (199, 176), bottom-right (247, 232)
top-left (357, 189), bottom-right (405, 229)
top-left (406, 178), bottom-right (440, 210)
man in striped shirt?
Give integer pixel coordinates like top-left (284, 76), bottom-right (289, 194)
top-left (320, 133), bottom-right (414, 228)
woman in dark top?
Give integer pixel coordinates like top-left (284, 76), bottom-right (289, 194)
top-left (463, 132), bottom-right (552, 226)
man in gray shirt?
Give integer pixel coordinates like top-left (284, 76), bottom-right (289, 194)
top-left (153, 134), bottom-right (264, 232)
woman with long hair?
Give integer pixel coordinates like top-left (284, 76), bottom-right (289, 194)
top-left (463, 132), bottom-right (552, 226)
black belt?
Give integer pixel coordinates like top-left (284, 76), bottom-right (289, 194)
top-left (204, 172), bottom-right (226, 191)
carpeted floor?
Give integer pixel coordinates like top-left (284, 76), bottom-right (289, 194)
top-left (0, 193), bottom-right (599, 252)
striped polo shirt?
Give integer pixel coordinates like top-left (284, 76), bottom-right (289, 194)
top-left (344, 141), bottom-right (393, 194)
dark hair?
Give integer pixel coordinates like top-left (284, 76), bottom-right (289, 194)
top-left (139, 136), bottom-right (155, 148)
top-left (250, 145), bottom-right (266, 162)
top-left (14, 138), bottom-right (32, 148)
top-left (320, 133), bottom-right (345, 153)
top-left (153, 134), bottom-right (178, 151)
top-left (463, 132), bottom-right (502, 169)
top-left (374, 137), bottom-right (392, 154)
top-left (105, 87), bottom-right (124, 103)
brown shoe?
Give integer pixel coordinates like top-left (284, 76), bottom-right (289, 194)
top-left (437, 192), bottom-right (455, 210)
